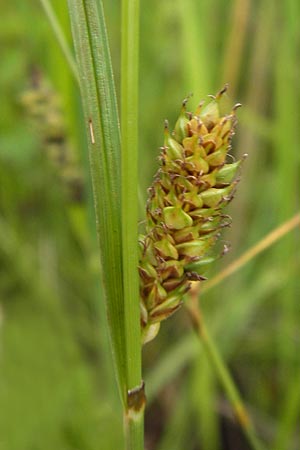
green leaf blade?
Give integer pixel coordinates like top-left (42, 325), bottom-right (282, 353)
top-left (67, 0), bottom-right (125, 402)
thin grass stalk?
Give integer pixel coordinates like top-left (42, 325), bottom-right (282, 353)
top-left (121, 0), bottom-right (144, 448)
top-left (186, 295), bottom-right (267, 450)
top-left (39, 0), bottom-right (79, 83)
top-left (67, 0), bottom-right (126, 403)
top-left (201, 212), bottom-right (300, 294)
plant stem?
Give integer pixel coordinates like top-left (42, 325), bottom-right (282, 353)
top-left (121, 0), bottom-right (144, 448)
top-left (186, 294), bottom-right (267, 450)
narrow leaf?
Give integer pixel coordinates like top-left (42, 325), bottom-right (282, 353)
top-left (67, 0), bottom-right (126, 402)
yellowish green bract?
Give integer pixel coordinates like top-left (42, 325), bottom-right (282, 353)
top-left (139, 87), bottom-right (243, 344)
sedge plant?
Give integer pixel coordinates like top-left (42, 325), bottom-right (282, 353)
top-left (65, 1), bottom-right (299, 450)
top-left (0, 0), bottom-right (299, 449)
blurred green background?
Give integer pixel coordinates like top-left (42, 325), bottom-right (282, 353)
top-left (0, 0), bottom-right (299, 449)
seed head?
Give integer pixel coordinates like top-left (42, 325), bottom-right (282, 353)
top-left (139, 87), bottom-right (243, 344)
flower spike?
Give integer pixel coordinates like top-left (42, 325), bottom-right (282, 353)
top-left (139, 88), bottom-right (243, 344)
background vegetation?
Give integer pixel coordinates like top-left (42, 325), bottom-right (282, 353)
top-left (0, 0), bottom-right (299, 449)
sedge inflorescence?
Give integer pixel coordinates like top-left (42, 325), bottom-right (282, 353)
top-left (139, 86), bottom-right (243, 344)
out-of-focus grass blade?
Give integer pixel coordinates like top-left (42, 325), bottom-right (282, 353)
top-left (190, 359), bottom-right (220, 450)
top-left (226, 0), bottom-right (275, 252)
top-left (220, 0), bottom-right (251, 94)
top-left (176, 0), bottom-right (211, 105)
top-left (273, 2), bottom-right (300, 444)
top-left (156, 383), bottom-right (190, 450)
top-left (67, 0), bottom-right (125, 401)
top-left (39, 0), bottom-right (79, 83)
top-left (272, 369), bottom-right (300, 450)
top-left (274, 0), bottom-right (298, 378)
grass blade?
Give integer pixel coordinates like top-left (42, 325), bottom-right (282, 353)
top-left (176, 0), bottom-right (212, 104)
top-left (274, 0), bottom-right (299, 383)
top-left (272, 371), bottom-right (300, 450)
top-left (67, 0), bottom-right (126, 402)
